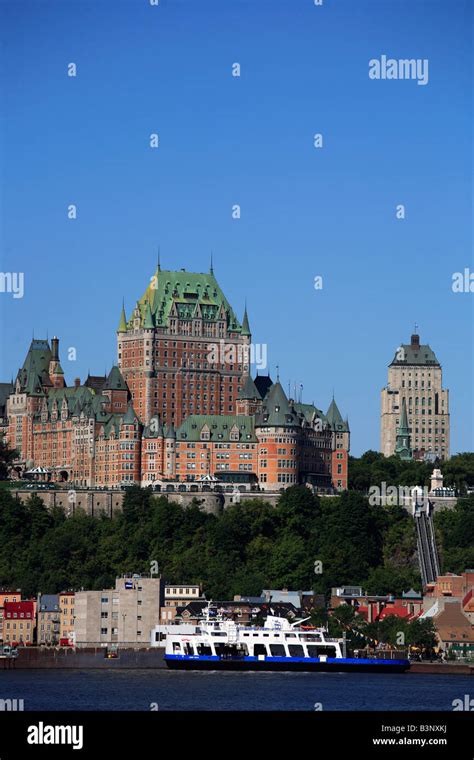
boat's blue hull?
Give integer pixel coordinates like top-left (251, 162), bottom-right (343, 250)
top-left (164, 654), bottom-right (410, 673)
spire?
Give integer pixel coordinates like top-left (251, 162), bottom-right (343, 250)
top-left (143, 300), bottom-right (154, 329)
top-left (118, 300), bottom-right (127, 333)
top-left (241, 302), bottom-right (251, 336)
top-left (122, 402), bottom-right (139, 426)
top-left (210, 251), bottom-right (214, 275)
top-left (157, 246), bottom-right (161, 272)
top-left (399, 396), bottom-right (409, 432)
top-left (395, 398), bottom-right (412, 461)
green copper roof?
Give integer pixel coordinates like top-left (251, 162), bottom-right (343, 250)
top-left (326, 398), bottom-right (349, 432)
top-left (101, 414), bottom-right (123, 439)
top-left (395, 398), bottom-right (412, 461)
top-left (17, 339), bottom-right (53, 396)
top-left (398, 397), bottom-right (409, 434)
top-left (241, 306), bottom-right (251, 336)
top-left (104, 366), bottom-right (127, 391)
top-left (118, 304), bottom-right (127, 333)
top-left (122, 403), bottom-right (140, 425)
top-left (123, 268), bottom-right (243, 333)
top-left (294, 402), bottom-right (327, 427)
top-left (390, 335), bottom-right (440, 367)
top-left (256, 382), bottom-right (298, 428)
top-left (164, 422), bottom-right (176, 439)
top-left (0, 382), bottom-right (13, 411)
top-left (177, 415), bottom-right (257, 443)
top-left (238, 374), bottom-right (261, 400)
top-left (35, 385), bottom-right (109, 421)
top-left (143, 301), bottom-right (154, 329)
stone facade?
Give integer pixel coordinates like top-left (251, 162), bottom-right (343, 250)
top-left (74, 576), bottom-right (163, 647)
top-left (381, 333), bottom-right (450, 460)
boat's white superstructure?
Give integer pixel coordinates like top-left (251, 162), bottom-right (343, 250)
top-left (164, 606), bottom-right (410, 673)
top-left (167, 614), bottom-right (343, 661)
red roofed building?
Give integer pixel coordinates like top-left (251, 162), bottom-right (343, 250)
top-left (330, 586), bottom-right (423, 623)
top-left (3, 601), bottom-right (35, 645)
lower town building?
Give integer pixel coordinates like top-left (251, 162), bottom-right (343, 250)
top-left (430, 601), bottom-right (474, 657)
top-left (37, 594), bottom-right (61, 645)
top-left (0, 589), bottom-right (21, 642)
top-left (58, 591), bottom-right (75, 643)
top-left (421, 570), bottom-right (474, 656)
top-left (160, 584), bottom-right (205, 622)
top-left (330, 586), bottom-right (424, 622)
top-left (424, 570), bottom-right (474, 602)
top-left (74, 575), bottom-right (164, 647)
top-left (3, 601), bottom-right (35, 645)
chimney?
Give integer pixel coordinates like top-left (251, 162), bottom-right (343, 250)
top-left (74, 378), bottom-right (80, 388)
top-left (411, 333), bottom-right (420, 349)
top-left (51, 336), bottom-right (59, 360)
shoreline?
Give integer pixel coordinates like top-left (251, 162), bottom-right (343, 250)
top-left (4, 649), bottom-right (473, 675)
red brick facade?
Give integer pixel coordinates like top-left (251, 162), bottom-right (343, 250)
top-left (2, 268), bottom-right (349, 491)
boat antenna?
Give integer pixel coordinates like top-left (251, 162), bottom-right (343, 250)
top-left (291, 616), bottom-right (311, 628)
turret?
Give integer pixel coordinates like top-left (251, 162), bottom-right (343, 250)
top-left (48, 336), bottom-right (65, 389)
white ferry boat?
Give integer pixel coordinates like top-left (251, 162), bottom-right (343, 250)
top-left (164, 609), bottom-right (410, 673)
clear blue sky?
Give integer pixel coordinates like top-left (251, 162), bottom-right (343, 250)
top-left (0, 0), bottom-right (472, 456)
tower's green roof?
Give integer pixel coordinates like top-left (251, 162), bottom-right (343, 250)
top-left (390, 335), bottom-right (440, 367)
top-left (122, 268), bottom-right (243, 333)
top-left (16, 339), bottom-right (53, 396)
top-left (122, 403), bottom-right (139, 425)
top-left (256, 382), bottom-right (298, 427)
top-left (238, 374), bottom-right (261, 400)
top-left (164, 422), bottom-right (176, 439)
top-left (294, 402), bottom-right (327, 427)
top-left (104, 366), bottom-right (127, 391)
top-left (326, 397), bottom-right (349, 432)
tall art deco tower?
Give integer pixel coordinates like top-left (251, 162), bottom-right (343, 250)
top-left (380, 332), bottom-right (450, 461)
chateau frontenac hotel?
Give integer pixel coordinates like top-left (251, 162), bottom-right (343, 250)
top-left (0, 265), bottom-right (350, 491)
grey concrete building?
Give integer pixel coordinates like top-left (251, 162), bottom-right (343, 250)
top-left (74, 575), bottom-right (164, 647)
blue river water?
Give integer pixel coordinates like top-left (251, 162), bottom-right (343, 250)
top-left (1, 670), bottom-right (471, 711)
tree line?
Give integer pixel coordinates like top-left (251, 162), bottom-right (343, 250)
top-left (348, 451), bottom-right (474, 493)
top-left (0, 484), bottom-right (472, 600)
